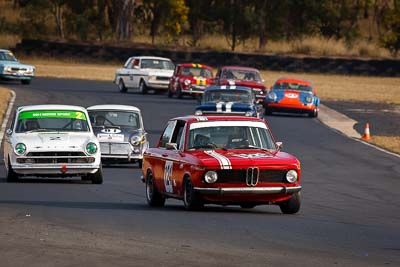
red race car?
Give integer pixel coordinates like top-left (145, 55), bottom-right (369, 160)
top-left (265, 77), bottom-right (320, 117)
top-left (142, 116), bottom-right (302, 213)
top-left (168, 63), bottom-right (214, 98)
top-left (212, 66), bottom-right (267, 104)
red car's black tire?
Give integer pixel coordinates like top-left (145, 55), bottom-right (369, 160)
top-left (279, 192), bottom-right (301, 214)
top-left (183, 177), bottom-right (203, 211)
top-left (146, 172), bottom-right (165, 207)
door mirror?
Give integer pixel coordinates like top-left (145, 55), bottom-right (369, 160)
top-left (5, 128), bottom-right (12, 136)
top-left (276, 142), bottom-right (283, 150)
top-left (166, 142), bottom-right (178, 150)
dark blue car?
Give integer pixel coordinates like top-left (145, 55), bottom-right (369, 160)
top-left (194, 85), bottom-right (263, 118)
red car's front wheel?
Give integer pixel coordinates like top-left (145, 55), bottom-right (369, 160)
top-left (279, 192), bottom-right (301, 214)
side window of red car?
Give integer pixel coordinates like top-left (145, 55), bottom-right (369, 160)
top-left (171, 120), bottom-right (186, 150)
top-left (159, 120), bottom-right (177, 148)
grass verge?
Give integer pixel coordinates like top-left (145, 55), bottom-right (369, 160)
top-left (0, 86), bottom-right (11, 124)
top-left (370, 136), bottom-right (400, 155)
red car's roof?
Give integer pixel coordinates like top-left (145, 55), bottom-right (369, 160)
top-left (177, 63), bottom-right (213, 69)
top-left (171, 115), bottom-right (264, 124)
top-left (220, 66), bottom-right (260, 72)
top-left (275, 77), bottom-right (312, 86)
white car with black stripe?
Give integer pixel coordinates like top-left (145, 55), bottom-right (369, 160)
top-left (114, 56), bottom-right (174, 94)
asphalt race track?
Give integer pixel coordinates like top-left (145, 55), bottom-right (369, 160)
top-left (1, 78), bottom-right (399, 267)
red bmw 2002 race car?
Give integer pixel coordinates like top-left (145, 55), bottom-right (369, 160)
top-left (168, 63), bottom-right (214, 98)
top-left (265, 77), bottom-right (320, 117)
top-left (212, 66), bottom-right (267, 104)
top-left (142, 116), bottom-right (302, 213)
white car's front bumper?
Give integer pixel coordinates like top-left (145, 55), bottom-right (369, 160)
top-left (99, 142), bottom-right (147, 161)
top-left (147, 81), bottom-right (169, 89)
top-left (12, 164), bottom-right (100, 175)
top-left (10, 150), bottom-right (101, 176)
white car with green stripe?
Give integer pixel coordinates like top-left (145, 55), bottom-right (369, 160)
top-left (3, 105), bottom-right (103, 183)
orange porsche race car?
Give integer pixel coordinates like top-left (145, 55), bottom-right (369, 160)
top-left (265, 78), bottom-right (320, 117)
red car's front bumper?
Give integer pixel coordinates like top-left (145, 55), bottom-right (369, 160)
top-left (194, 185), bottom-right (301, 203)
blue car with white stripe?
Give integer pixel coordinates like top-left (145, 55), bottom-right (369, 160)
top-left (194, 85), bottom-right (263, 118)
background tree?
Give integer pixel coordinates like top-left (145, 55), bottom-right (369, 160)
top-left (215, 0), bottom-right (255, 51)
top-left (381, 0), bottom-right (400, 55)
top-left (113, 0), bottom-right (135, 41)
top-left (49, 0), bottom-right (67, 39)
top-left (163, 0), bottom-right (189, 44)
top-left (143, 0), bottom-right (167, 44)
top-left (186, 0), bottom-right (212, 47)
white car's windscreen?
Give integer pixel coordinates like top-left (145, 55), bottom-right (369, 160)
top-left (15, 110), bottom-right (90, 133)
top-left (187, 124), bottom-right (276, 150)
top-left (0, 51), bottom-right (17, 61)
top-left (140, 59), bottom-right (174, 70)
top-left (89, 111), bottom-right (141, 128)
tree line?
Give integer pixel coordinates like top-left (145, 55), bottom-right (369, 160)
top-left (2, 0), bottom-right (400, 55)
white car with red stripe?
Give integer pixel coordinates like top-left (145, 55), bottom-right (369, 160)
top-left (142, 115), bottom-right (302, 213)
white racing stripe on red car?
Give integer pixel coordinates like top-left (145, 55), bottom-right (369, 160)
top-left (204, 150), bottom-right (232, 169)
top-left (193, 116), bottom-right (208, 121)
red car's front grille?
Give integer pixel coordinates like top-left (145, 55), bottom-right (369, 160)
top-left (214, 169), bottom-right (287, 184)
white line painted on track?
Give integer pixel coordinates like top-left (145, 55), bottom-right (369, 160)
top-left (0, 90), bottom-right (16, 148)
top-left (355, 138), bottom-right (400, 159)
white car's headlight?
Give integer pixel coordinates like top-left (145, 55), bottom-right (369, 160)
top-left (15, 143), bottom-right (26, 155)
top-left (194, 110), bottom-right (203, 116)
top-left (148, 75), bottom-right (156, 81)
top-left (204, 170), bottom-right (218, 183)
top-left (286, 170), bottom-right (298, 183)
top-left (4, 66), bottom-right (12, 72)
top-left (268, 92), bottom-right (277, 101)
top-left (86, 142), bottom-right (98, 154)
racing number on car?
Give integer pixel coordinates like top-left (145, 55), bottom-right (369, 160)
top-left (164, 160), bottom-right (173, 193)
